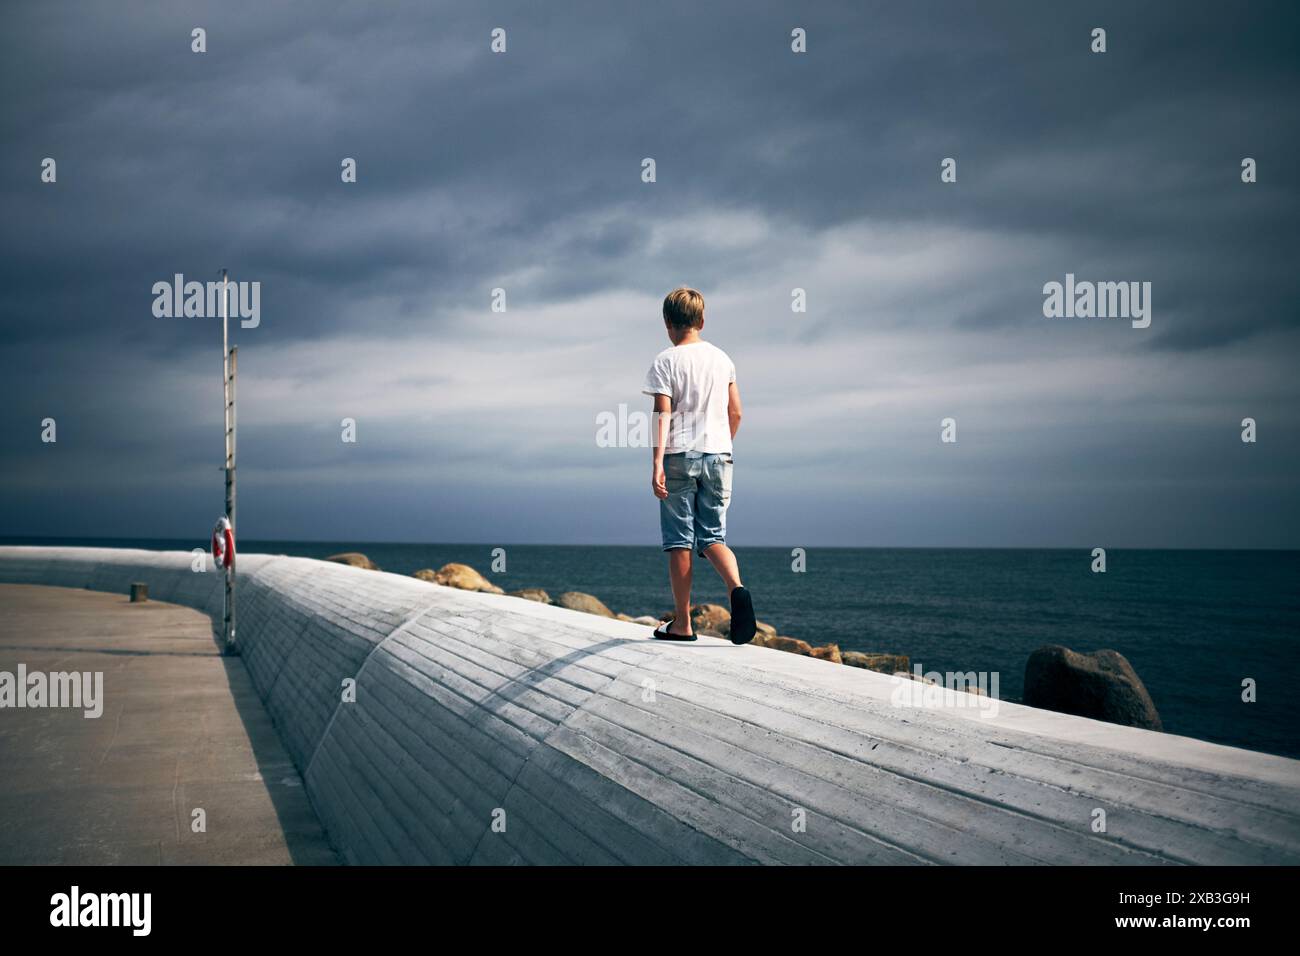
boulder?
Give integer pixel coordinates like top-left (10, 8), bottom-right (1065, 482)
top-left (720, 618), bottom-right (777, 641)
top-left (632, 616), bottom-right (660, 627)
top-left (1024, 645), bottom-right (1162, 730)
top-left (554, 591), bottom-right (615, 618)
top-left (810, 643), bottom-right (843, 664)
top-left (757, 635), bottom-right (814, 656)
top-left (658, 605), bottom-right (730, 634)
top-left (507, 588), bottom-right (551, 604)
top-left (326, 552), bottom-right (379, 570)
top-left (842, 652), bottom-right (910, 675)
top-left (414, 563), bottom-right (504, 594)
top-left (691, 603), bottom-right (731, 635)
top-left (616, 613), bottom-right (634, 622)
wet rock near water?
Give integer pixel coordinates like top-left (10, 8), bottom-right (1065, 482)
top-left (554, 591), bottom-right (616, 618)
top-left (326, 552), bottom-right (380, 571)
top-left (753, 634), bottom-right (813, 656)
top-left (721, 618), bottom-right (777, 642)
top-left (842, 651), bottom-right (910, 674)
top-left (1024, 645), bottom-right (1162, 730)
top-left (810, 643), bottom-right (843, 664)
top-left (689, 603), bottom-right (731, 635)
top-left (413, 563), bottom-right (504, 594)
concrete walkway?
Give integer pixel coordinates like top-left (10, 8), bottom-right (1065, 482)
top-left (0, 584), bottom-right (338, 865)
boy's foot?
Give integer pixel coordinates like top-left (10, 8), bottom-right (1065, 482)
top-left (653, 619), bottom-right (697, 642)
top-left (729, 586), bottom-right (756, 645)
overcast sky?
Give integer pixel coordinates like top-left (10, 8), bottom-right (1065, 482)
top-left (1, 0), bottom-right (1297, 548)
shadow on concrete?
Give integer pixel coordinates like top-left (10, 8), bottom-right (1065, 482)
top-left (473, 630), bottom-right (745, 717)
top-left (2, 644), bottom-right (220, 658)
top-left (209, 636), bottom-right (343, 865)
top-left (475, 635), bottom-right (637, 712)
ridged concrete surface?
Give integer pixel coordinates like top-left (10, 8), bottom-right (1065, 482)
top-left (2, 546), bottom-right (1297, 865)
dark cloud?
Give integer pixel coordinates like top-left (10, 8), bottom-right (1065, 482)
top-left (1, 0), bottom-right (1297, 546)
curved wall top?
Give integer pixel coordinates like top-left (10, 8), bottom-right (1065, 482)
top-left (2, 546), bottom-right (1298, 865)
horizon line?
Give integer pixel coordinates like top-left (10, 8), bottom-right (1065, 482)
top-left (2, 535), bottom-right (1297, 554)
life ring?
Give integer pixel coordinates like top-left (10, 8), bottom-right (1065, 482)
top-left (211, 516), bottom-right (235, 569)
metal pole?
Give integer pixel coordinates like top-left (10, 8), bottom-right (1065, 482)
top-left (229, 346), bottom-right (237, 528)
top-left (228, 345), bottom-right (237, 653)
top-left (221, 269), bottom-right (238, 655)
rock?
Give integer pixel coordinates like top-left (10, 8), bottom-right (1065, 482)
top-left (720, 618), bottom-right (777, 641)
top-left (1024, 645), bottom-right (1162, 730)
top-left (326, 552), bottom-right (379, 571)
top-left (842, 652), bottom-right (910, 675)
top-left (554, 591), bottom-right (615, 618)
top-left (632, 616), bottom-right (660, 627)
top-left (507, 588), bottom-right (551, 604)
top-left (414, 563), bottom-right (504, 594)
top-left (757, 635), bottom-right (813, 656)
top-left (616, 613), bottom-right (634, 622)
top-left (810, 643), bottom-right (843, 664)
top-left (691, 603), bottom-right (730, 635)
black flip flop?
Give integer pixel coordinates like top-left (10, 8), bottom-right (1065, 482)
top-left (729, 586), bottom-right (756, 645)
top-left (653, 618), bottom-right (697, 642)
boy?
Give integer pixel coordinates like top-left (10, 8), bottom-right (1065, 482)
top-left (643, 287), bottom-right (756, 644)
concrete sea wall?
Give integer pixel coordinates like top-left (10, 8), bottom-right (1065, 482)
top-left (2, 546), bottom-right (1298, 865)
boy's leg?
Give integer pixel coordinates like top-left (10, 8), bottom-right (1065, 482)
top-left (702, 542), bottom-right (742, 591)
top-left (666, 548), bottom-right (694, 635)
top-left (657, 453), bottom-right (698, 639)
top-left (695, 454), bottom-right (756, 644)
top-left (703, 541), bottom-right (755, 643)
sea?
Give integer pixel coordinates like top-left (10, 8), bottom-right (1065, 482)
top-left (4, 538), bottom-right (1297, 761)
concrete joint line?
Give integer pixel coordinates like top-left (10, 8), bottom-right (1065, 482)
top-left (304, 598), bottom-right (444, 779)
top-left (464, 634), bottom-right (654, 864)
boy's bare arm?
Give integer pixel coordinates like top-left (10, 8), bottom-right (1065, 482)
top-left (651, 393), bottom-right (671, 499)
top-left (728, 382), bottom-right (743, 438)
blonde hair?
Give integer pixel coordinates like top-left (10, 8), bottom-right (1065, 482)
top-left (662, 287), bottom-right (705, 330)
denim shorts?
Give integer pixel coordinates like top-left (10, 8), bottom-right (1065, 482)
top-left (660, 451), bottom-right (733, 555)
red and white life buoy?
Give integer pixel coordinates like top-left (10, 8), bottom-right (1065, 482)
top-left (212, 516), bottom-right (235, 569)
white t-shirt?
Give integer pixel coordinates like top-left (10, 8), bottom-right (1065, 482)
top-left (642, 341), bottom-right (736, 454)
